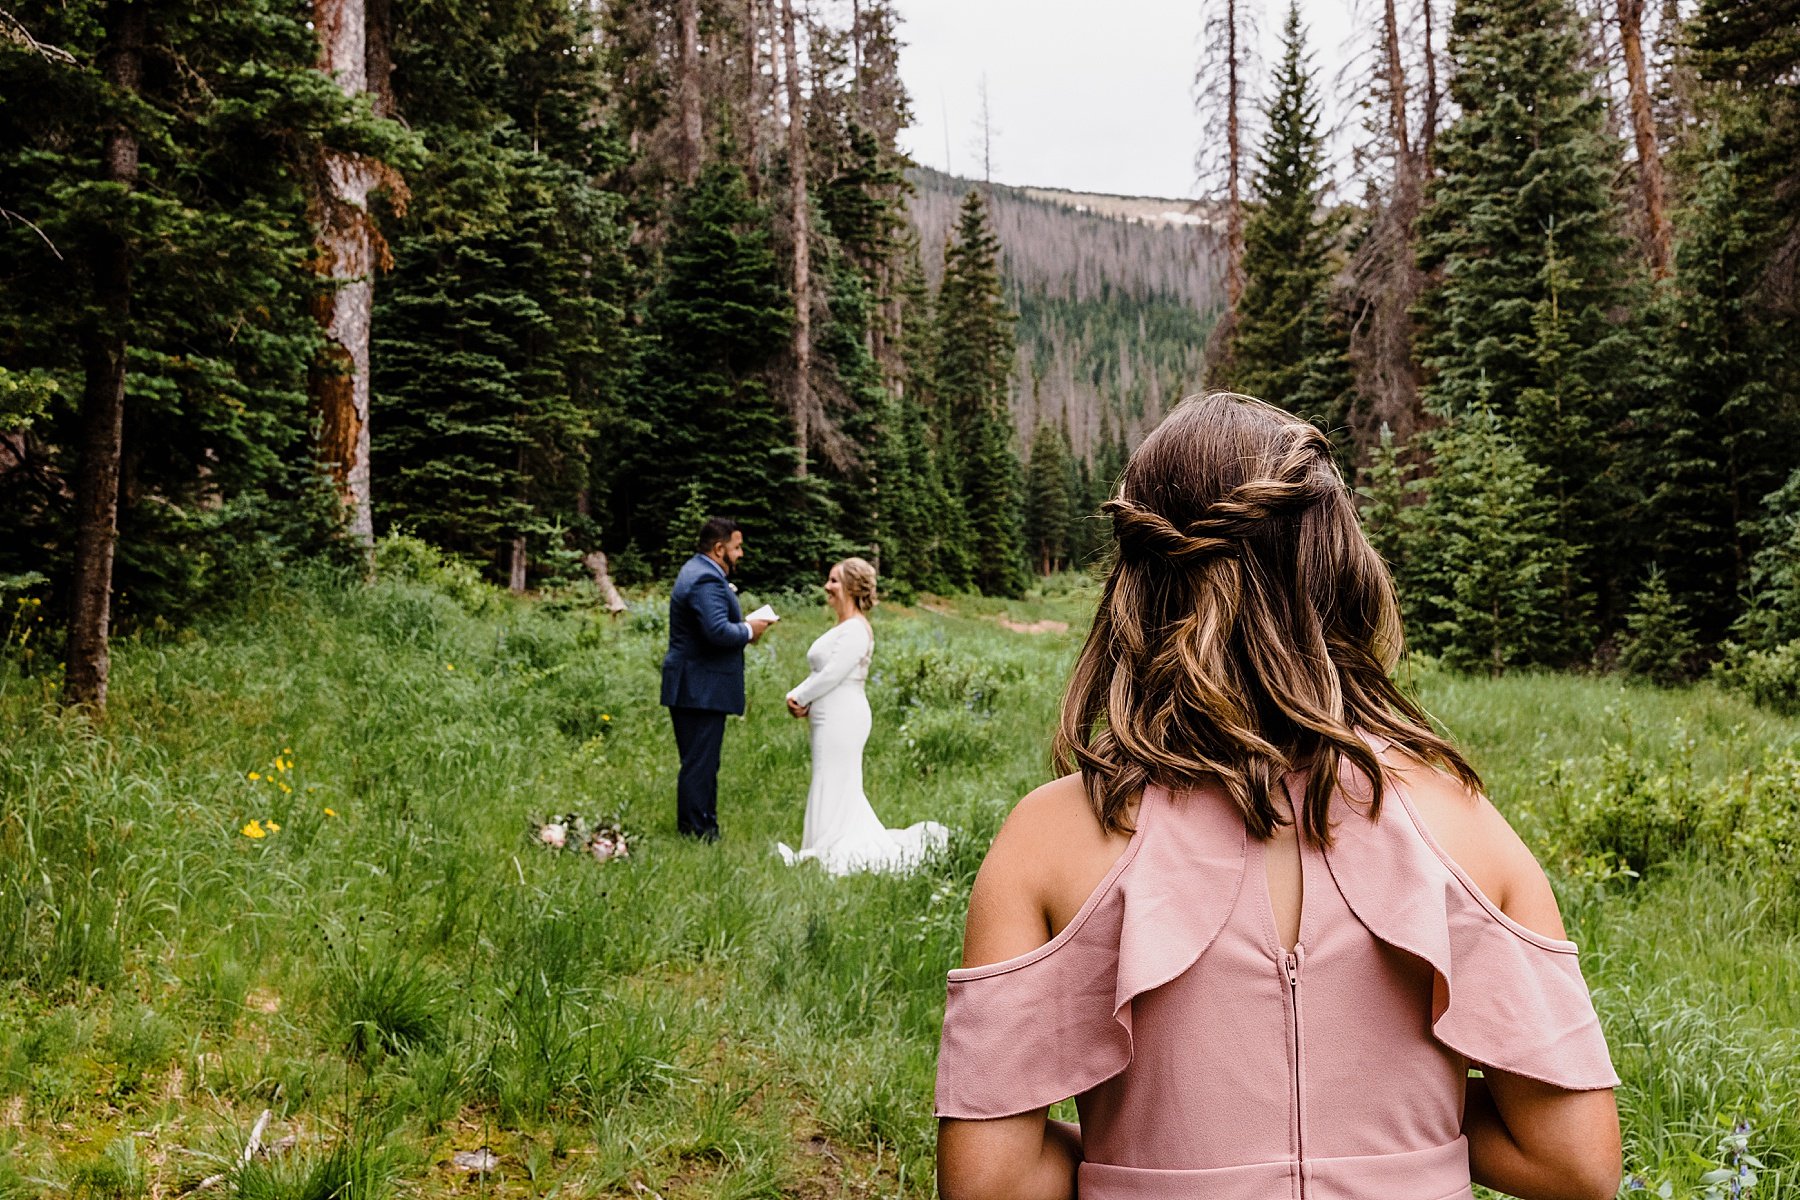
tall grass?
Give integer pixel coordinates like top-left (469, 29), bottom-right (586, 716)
top-left (0, 554), bottom-right (1796, 1195)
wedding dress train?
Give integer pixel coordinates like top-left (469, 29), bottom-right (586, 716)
top-left (777, 618), bottom-right (948, 875)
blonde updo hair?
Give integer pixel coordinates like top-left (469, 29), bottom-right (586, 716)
top-left (836, 557), bottom-right (878, 613)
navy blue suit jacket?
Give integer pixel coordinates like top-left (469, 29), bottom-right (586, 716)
top-left (661, 554), bottom-right (752, 714)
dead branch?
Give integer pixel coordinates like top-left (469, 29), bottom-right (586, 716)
top-left (1, 7), bottom-right (76, 63)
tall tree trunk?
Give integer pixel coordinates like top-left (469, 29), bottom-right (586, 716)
top-left (678, 0), bottom-right (702, 185)
top-left (1346, 0), bottom-right (1426, 444)
top-left (65, 1), bottom-right (144, 711)
top-left (1383, 0), bottom-right (1413, 168)
top-left (1421, 0), bottom-right (1440, 169)
top-left (1616, 0), bottom-right (1672, 276)
top-left (1586, 0), bottom-right (1626, 140)
top-left (364, 0), bottom-right (395, 118)
top-left (779, 0), bottom-right (812, 474)
top-left (1224, 0), bottom-right (1245, 314)
top-left (311, 0), bottom-right (380, 549)
top-left (850, 0), bottom-right (863, 116)
top-left (744, 0), bottom-right (764, 196)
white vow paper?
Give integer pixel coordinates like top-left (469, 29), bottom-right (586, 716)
top-left (746, 604), bottom-right (780, 623)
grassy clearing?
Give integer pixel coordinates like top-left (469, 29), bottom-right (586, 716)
top-left (1, 559), bottom-right (1797, 1197)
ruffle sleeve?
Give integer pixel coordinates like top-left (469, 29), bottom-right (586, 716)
top-left (1323, 748), bottom-right (1620, 1091)
top-left (933, 785), bottom-right (1249, 1119)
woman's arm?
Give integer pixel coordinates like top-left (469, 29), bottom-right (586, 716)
top-left (938, 778), bottom-right (1120, 1200)
top-left (1462, 857), bottom-right (1621, 1200)
top-left (938, 1114), bottom-right (1080, 1200)
top-left (787, 623), bottom-right (866, 707)
top-left (1442, 780), bottom-right (1622, 1200)
top-left (1465, 1072), bottom-right (1621, 1200)
top-left (1391, 757), bottom-right (1623, 1200)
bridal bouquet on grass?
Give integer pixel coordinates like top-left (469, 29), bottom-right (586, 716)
top-left (532, 812), bottom-right (631, 862)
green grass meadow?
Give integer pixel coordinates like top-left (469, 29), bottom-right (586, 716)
top-left (1, 555), bottom-right (1798, 1197)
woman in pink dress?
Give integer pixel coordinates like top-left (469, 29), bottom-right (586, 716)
top-left (935, 394), bottom-right (1621, 1200)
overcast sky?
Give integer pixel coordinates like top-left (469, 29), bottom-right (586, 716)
top-left (892, 0), bottom-right (1363, 200)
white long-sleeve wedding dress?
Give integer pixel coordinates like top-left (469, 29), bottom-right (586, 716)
top-left (776, 617), bottom-right (948, 875)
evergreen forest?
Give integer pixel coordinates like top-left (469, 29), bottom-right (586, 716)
top-left (4, 1), bottom-right (1800, 1193)
top-left (0, 0), bottom-right (1797, 705)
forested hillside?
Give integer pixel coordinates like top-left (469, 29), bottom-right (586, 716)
top-left (909, 168), bottom-right (1218, 462)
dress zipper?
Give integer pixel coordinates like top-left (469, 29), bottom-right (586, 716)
top-left (1286, 944), bottom-right (1306, 1198)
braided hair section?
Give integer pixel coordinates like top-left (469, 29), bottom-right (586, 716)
top-left (1055, 393), bottom-right (1483, 843)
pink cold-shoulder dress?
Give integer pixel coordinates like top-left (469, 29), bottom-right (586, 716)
top-left (934, 740), bottom-right (1618, 1200)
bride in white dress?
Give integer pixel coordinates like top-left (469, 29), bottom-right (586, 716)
top-left (776, 557), bottom-right (948, 875)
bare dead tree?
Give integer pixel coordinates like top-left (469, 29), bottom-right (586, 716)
top-left (1383, 0), bottom-right (1413, 169)
top-left (1582, 0), bottom-right (1628, 139)
top-left (1617, 0), bottom-right (1672, 275)
top-left (779, 0), bottom-right (813, 473)
top-left (975, 74), bottom-right (997, 188)
top-left (65, 0), bottom-right (145, 710)
top-left (1420, 0), bottom-right (1441, 168)
top-left (850, 0), bottom-right (863, 116)
top-left (1195, 0), bottom-right (1257, 371)
top-left (310, 0), bottom-right (404, 550)
top-left (744, 0), bottom-right (765, 196)
top-left (1342, 0), bottom-right (1429, 447)
top-left (678, 0), bottom-right (703, 184)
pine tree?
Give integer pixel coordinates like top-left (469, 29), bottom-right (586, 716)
top-left (884, 246), bottom-right (969, 592)
top-left (1355, 423), bottom-right (1427, 629)
top-left (1415, 0), bottom-right (1642, 637)
top-left (1232, 1), bottom-right (1354, 441)
top-left (935, 190), bottom-right (1027, 596)
top-left (373, 0), bottom-right (632, 586)
top-left (1409, 408), bottom-right (1579, 674)
top-left (0, 0), bottom-right (397, 706)
top-left (1022, 421), bottom-right (1074, 575)
top-left (1632, 103), bottom-right (1800, 636)
top-left (1733, 468), bottom-right (1800, 652)
top-left (622, 158), bottom-right (836, 587)
top-left (1618, 566), bottom-right (1700, 684)
top-left (1062, 427), bottom-right (1100, 571)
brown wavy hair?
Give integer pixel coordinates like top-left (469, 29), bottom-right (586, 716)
top-left (1054, 393), bottom-right (1481, 843)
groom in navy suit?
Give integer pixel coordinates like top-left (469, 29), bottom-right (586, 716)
top-left (662, 517), bottom-right (774, 840)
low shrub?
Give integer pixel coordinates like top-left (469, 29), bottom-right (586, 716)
top-left (1714, 640), bottom-right (1800, 716)
top-left (372, 533), bottom-right (499, 616)
top-left (1565, 735), bottom-right (1800, 897)
top-left (882, 646), bottom-right (1009, 714)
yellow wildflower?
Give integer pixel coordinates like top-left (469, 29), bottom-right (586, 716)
top-left (601, 714), bottom-right (612, 722)
top-left (445, 663), bottom-right (456, 672)
top-left (278, 782), bottom-right (292, 794)
top-left (248, 771), bottom-right (261, 781)
top-left (241, 820), bottom-right (266, 839)
top-left (266, 819), bottom-right (281, 832)
top-left (324, 807), bottom-right (338, 818)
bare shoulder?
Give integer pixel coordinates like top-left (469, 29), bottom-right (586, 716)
top-left (961, 774), bottom-right (1132, 969)
top-left (1380, 748), bottom-right (1568, 942)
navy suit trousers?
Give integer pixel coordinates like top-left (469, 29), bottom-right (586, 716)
top-left (669, 706), bottom-right (727, 840)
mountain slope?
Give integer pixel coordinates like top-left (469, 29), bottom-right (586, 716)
top-left (908, 168), bottom-right (1224, 459)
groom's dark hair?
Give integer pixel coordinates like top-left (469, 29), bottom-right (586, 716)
top-left (697, 516), bottom-right (741, 554)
